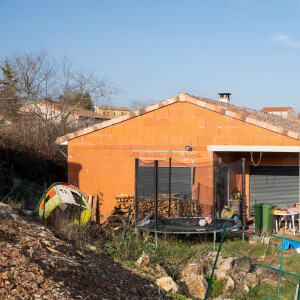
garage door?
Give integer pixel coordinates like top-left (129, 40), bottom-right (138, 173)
top-left (250, 165), bottom-right (299, 212)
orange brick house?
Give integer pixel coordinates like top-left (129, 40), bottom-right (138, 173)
top-left (56, 93), bottom-right (300, 218)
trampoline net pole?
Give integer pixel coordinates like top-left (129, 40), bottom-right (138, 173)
top-left (168, 157), bottom-right (171, 218)
top-left (134, 158), bottom-right (139, 242)
top-left (242, 158), bottom-right (246, 242)
top-left (213, 160), bottom-right (217, 251)
top-left (154, 160), bottom-right (158, 235)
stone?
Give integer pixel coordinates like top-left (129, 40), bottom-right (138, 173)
top-left (233, 257), bottom-right (252, 273)
top-left (255, 266), bottom-right (264, 277)
top-left (243, 273), bottom-right (259, 288)
top-left (207, 252), bottom-right (223, 263)
top-left (218, 258), bottom-right (234, 272)
top-left (181, 274), bottom-right (207, 299)
top-left (156, 276), bottom-right (178, 293)
top-left (180, 262), bottom-right (206, 278)
top-left (155, 264), bottom-right (168, 277)
top-left (231, 270), bottom-right (247, 283)
top-left (135, 253), bottom-right (151, 268)
top-left (224, 276), bottom-right (235, 292)
top-left (86, 244), bottom-right (97, 251)
top-left (243, 284), bottom-right (249, 293)
top-left (214, 270), bottom-right (227, 281)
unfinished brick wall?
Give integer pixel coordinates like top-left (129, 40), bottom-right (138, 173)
top-left (68, 101), bottom-right (300, 217)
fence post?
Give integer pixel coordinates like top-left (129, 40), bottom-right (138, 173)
top-left (154, 160), bottom-right (158, 248)
top-left (168, 157), bottom-right (172, 218)
top-left (79, 194), bottom-right (82, 226)
top-left (134, 158), bottom-right (139, 242)
top-left (205, 224), bottom-right (228, 300)
top-left (43, 183), bottom-right (47, 222)
top-left (277, 229), bottom-right (285, 300)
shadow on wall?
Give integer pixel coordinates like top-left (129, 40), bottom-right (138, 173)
top-left (68, 162), bottom-right (82, 188)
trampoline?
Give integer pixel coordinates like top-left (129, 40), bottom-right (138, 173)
top-left (137, 214), bottom-right (239, 234)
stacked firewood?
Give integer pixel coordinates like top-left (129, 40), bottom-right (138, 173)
top-left (110, 194), bottom-right (135, 226)
top-left (138, 194), bottom-right (202, 219)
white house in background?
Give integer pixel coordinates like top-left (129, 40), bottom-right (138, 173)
top-left (261, 106), bottom-right (296, 120)
top-left (21, 101), bottom-right (110, 128)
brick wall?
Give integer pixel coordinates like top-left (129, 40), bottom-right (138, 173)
top-left (68, 101), bottom-right (300, 216)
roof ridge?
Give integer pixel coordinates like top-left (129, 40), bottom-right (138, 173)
top-left (56, 92), bottom-right (300, 144)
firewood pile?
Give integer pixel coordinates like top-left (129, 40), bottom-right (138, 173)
top-left (102, 194), bottom-right (202, 227)
top-left (138, 194), bottom-right (202, 219)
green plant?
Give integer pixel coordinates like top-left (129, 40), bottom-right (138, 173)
top-left (205, 275), bottom-right (224, 297)
top-left (171, 292), bottom-right (189, 300)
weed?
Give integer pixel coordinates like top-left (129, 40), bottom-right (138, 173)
top-left (171, 292), bottom-right (189, 300)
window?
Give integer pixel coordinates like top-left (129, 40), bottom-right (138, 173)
top-left (121, 112), bottom-right (126, 116)
top-left (113, 111), bottom-right (117, 117)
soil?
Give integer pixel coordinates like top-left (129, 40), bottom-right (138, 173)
top-left (0, 208), bottom-right (168, 299)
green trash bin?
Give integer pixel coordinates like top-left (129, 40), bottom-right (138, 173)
top-left (253, 203), bottom-right (263, 235)
top-left (253, 203), bottom-right (277, 234)
top-left (262, 203), bottom-right (277, 233)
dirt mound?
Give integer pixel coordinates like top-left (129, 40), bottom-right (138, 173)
top-left (0, 208), bottom-right (166, 299)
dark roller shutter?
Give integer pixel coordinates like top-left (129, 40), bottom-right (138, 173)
top-left (250, 165), bottom-right (299, 212)
top-left (138, 166), bottom-right (192, 200)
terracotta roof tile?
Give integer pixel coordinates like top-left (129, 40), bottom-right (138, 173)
top-left (56, 93), bottom-right (300, 144)
top-left (261, 107), bottom-right (293, 112)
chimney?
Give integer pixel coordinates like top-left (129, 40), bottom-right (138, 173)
top-left (218, 93), bottom-right (231, 104)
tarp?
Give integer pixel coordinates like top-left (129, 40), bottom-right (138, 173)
top-left (38, 183), bottom-right (92, 226)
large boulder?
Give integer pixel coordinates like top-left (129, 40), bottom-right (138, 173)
top-left (233, 257), bottom-right (252, 273)
top-left (135, 253), bottom-right (151, 268)
top-left (156, 276), bottom-right (179, 293)
top-left (181, 274), bottom-right (208, 299)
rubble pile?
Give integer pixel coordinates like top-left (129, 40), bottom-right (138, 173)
top-left (0, 203), bottom-right (165, 299)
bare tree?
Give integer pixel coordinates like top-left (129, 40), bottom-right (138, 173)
top-left (0, 50), bottom-right (121, 159)
top-left (130, 100), bottom-right (152, 111)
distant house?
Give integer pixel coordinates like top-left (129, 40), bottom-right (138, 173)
top-left (95, 105), bottom-right (130, 118)
top-left (21, 101), bottom-right (110, 128)
top-left (261, 107), bottom-right (296, 120)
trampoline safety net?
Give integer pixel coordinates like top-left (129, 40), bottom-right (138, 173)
top-left (135, 158), bottom-right (246, 233)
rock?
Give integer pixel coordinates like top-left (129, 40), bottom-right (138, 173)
top-left (155, 264), bottom-right (168, 277)
top-left (135, 253), bottom-right (151, 268)
top-left (243, 273), bottom-right (259, 288)
top-left (243, 284), bottom-right (250, 292)
top-left (224, 276), bottom-right (235, 292)
top-left (234, 257), bottom-right (252, 273)
top-left (255, 266), bottom-right (264, 277)
top-left (231, 270), bottom-right (247, 283)
top-left (156, 276), bottom-right (178, 293)
top-left (180, 262), bottom-right (206, 278)
top-left (86, 244), bottom-right (97, 251)
top-left (181, 274), bottom-right (207, 299)
top-left (213, 270), bottom-right (227, 281)
top-left (207, 252), bottom-right (223, 263)
top-left (218, 258), bottom-right (234, 272)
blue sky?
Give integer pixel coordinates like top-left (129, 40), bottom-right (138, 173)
top-left (1, 0), bottom-right (300, 112)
